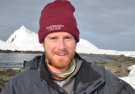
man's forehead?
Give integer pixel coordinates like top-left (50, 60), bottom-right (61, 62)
top-left (46, 31), bottom-right (73, 36)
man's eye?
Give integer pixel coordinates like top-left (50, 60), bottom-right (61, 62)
top-left (65, 36), bottom-right (71, 39)
top-left (50, 37), bottom-right (57, 40)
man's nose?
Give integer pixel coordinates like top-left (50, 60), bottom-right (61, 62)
top-left (58, 39), bottom-right (66, 50)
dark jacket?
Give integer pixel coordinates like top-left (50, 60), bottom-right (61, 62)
top-left (1, 53), bottom-right (135, 94)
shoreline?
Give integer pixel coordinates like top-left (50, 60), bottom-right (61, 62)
top-left (0, 50), bottom-right (43, 54)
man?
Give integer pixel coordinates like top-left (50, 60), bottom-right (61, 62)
top-left (1, 0), bottom-right (135, 94)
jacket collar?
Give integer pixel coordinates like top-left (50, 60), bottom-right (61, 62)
top-left (23, 52), bottom-right (105, 93)
top-left (39, 52), bottom-right (82, 82)
top-left (39, 54), bottom-right (63, 92)
top-left (39, 53), bottom-right (104, 93)
top-left (69, 53), bottom-right (105, 93)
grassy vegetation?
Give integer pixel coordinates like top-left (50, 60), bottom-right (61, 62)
top-left (0, 68), bottom-right (24, 92)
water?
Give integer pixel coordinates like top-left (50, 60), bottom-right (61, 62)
top-left (0, 53), bottom-right (114, 68)
top-left (0, 53), bottom-right (42, 68)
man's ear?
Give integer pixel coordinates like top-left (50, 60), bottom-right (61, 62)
top-left (41, 42), bottom-right (44, 47)
top-left (41, 38), bottom-right (45, 47)
top-left (75, 41), bottom-right (77, 46)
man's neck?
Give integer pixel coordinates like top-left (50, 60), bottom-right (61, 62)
top-left (46, 63), bottom-right (68, 73)
top-left (45, 59), bottom-right (76, 80)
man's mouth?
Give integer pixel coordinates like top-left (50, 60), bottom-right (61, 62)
top-left (56, 53), bottom-right (66, 56)
top-left (54, 50), bottom-right (69, 57)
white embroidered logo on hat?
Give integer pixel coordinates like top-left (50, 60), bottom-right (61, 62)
top-left (46, 24), bottom-right (64, 31)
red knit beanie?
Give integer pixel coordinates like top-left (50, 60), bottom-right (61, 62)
top-left (38, 0), bottom-right (80, 43)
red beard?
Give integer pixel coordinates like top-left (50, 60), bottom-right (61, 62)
top-left (45, 49), bottom-right (75, 69)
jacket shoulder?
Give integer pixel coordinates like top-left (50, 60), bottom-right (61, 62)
top-left (23, 55), bottom-right (41, 68)
top-left (1, 69), bottom-right (40, 94)
top-left (82, 59), bottom-right (135, 93)
top-left (90, 62), bottom-right (135, 93)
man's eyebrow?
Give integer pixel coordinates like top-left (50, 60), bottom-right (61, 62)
top-left (46, 36), bottom-right (58, 38)
top-left (46, 35), bottom-right (56, 38)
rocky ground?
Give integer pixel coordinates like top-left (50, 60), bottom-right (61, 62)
top-left (0, 54), bottom-right (135, 92)
top-left (87, 54), bottom-right (135, 77)
top-left (0, 68), bottom-right (24, 92)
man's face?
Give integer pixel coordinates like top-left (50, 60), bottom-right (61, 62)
top-left (42, 32), bottom-right (77, 69)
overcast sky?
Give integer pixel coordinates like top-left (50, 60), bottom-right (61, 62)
top-left (0, 0), bottom-right (135, 51)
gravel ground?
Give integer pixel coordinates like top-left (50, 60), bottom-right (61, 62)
top-left (90, 54), bottom-right (135, 77)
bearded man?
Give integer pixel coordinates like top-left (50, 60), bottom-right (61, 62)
top-left (1, 0), bottom-right (135, 94)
